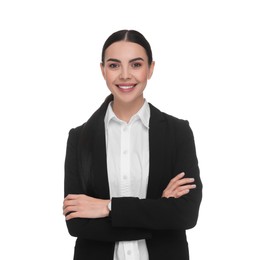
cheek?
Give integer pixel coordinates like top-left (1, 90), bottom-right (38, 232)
top-left (104, 71), bottom-right (115, 83)
top-left (136, 70), bottom-right (149, 82)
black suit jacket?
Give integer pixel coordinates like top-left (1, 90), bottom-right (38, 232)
top-left (64, 95), bottom-right (202, 260)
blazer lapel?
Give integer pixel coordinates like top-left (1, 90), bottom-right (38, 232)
top-left (147, 104), bottom-right (169, 199)
top-left (91, 121), bottom-right (110, 199)
top-left (80, 95), bottom-right (113, 199)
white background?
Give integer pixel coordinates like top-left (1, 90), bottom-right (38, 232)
top-left (0, 0), bottom-right (262, 259)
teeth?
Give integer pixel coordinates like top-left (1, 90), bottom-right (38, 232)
top-left (118, 85), bottom-right (135, 89)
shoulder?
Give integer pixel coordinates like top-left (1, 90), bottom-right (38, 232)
top-left (149, 103), bottom-right (195, 144)
top-left (149, 103), bottom-right (190, 128)
top-left (68, 94), bottom-right (113, 136)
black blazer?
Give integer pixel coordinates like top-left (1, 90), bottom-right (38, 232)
top-left (64, 95), bottom-right (202, 260)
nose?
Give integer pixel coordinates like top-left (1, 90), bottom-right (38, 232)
top-left (119, 65), bottom-right (131, 80)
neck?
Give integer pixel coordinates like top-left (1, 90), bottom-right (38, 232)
top-left (112, 98), bottom-right (145, 123)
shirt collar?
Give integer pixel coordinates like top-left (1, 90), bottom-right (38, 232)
top-left (104, 100), bottom-right (150, 129)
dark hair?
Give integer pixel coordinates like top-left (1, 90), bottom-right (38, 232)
top-left (101, 30), bottom-right (153, 67)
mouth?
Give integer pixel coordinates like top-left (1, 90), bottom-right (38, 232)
top-left (116, 84), bottom-right (137, 91)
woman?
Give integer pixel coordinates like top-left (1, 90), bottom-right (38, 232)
top-left (63, 30), bottom-right (202, 260)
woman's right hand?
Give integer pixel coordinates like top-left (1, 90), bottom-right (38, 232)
top-left (162, 172), bottom-right (196, 198)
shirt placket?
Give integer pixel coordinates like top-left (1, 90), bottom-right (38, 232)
top-left (120, 123), bottom-right (131, 196)
top-left (120, 123), bottom-right (139, 260)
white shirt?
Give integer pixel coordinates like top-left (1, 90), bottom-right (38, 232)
top-left (104, 100), bottom-right (150, 260)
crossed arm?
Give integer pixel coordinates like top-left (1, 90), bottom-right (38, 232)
top-left (63, 120), bottom-right (202, 240)
top-left (63, 172), bottom-right (196, 220)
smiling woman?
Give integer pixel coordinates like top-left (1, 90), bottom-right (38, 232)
top-left (63, 29), bottom-right (202, 260)
top-left (100, 40), bottom-right (154, 121)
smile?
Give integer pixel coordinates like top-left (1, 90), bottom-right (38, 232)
top-left (116, 84), bottom-right (137, 90)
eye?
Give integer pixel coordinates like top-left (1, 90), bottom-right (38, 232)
top-left (131, 62), bottom-right (142, 68)
top-left (108, 63), bottom-right (120, 69)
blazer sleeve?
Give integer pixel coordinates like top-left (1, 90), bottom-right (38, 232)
top-left (64, 128), bottom-right (152, 242)
top-left (110, 120), bottom-right (202, 230)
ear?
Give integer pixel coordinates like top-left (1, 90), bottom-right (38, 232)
top-left (100, 63), bottom-right (106, 80)
top-left (147, 61), bottom-right (155, 79)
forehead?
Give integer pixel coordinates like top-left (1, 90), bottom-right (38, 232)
top-left (104, 41), bottom-right (147, 60)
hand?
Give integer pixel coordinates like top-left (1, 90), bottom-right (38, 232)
top-left (162, 172), bottom-right (196, 198)
top-left (63, 194), bottom-right (110, 220)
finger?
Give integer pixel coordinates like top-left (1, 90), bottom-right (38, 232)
top-left (172, 172), bottom-right (185, 182)
top-left (165, 177), bottom-right (195, 193)
top-left (65, 194), bottom-right (81, 200)
top-left (63, 198), bottom-right (78, 210)
top-left (65, 211), bottom-right (79, 220)
top-left (176, 184), bottom-right (197, 197)
top-left (170, 184), bottom-right (196, 198)
top-left (63, 205), bottom-right (77, 216)
top-left (173, 178), bottom-right (195, 188)
top-left (174, 184), bottom-right (196, 193)
top-left (165, 172), bottom-right (185, 190)
top-left (164, 188), bottom-right (190, 199)
top-left (163, 183), bottom-right (196, 198)
top-left (176, 189), bottom-right (190, 198)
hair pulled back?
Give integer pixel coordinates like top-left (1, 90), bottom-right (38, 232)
top-left (101, 30), bottom-right (153, 66)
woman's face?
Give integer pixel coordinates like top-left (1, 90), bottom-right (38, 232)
top-left (101, 41), bottom-right (154, 106)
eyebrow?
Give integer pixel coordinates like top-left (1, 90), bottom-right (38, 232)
top-left (106, 57), bottom-right (144, 63)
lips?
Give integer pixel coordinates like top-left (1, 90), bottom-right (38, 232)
top-left (116, 84), bottom-right (137, 91)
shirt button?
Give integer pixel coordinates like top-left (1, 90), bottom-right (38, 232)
top-left (123, 175), bottom-right (127, 180)
top-left (123, 150), bottom-right (128, 155)
top-left (123, 126), bottom-right (127, 132)
top-left (127, 250), bottom-right (131, 255)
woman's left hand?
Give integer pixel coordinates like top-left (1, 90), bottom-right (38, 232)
top-left (162, 172), bottom-right (196, 198)
top-left (63, 194), bottom-right (110, 220)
